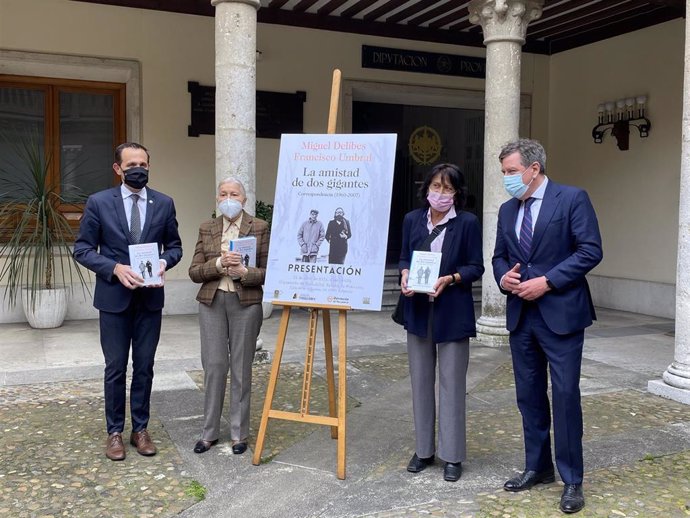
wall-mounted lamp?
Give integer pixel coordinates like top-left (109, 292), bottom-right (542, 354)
top-left (592, 95), bottom-right (650, 150)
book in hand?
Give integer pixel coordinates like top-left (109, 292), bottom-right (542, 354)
top-left (230, 236), bottom-right (257, 268)
top-left (407, 250), bottom-right (442, 294)
top-left (129, 242), bottom-right (162, 286)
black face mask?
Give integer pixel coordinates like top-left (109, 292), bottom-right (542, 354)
top-left (123, 166), bottom-right (149, 189)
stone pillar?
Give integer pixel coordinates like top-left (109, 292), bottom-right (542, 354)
top-left (469, 0), bottom-right (543, 346)
top-left (648, 3), bottom-right (690, 404)
top-left (212, 0), bottom-right (260, 215)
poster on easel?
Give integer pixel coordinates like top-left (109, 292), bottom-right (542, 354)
top-left (263, 133), bottom-right (397, 310)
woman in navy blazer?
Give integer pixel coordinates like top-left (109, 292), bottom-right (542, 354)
top-left (399, 163), bottom-right (484, 482)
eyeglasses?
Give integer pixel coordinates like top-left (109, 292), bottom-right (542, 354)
top-left (429, 182), bottom-right (456, 195)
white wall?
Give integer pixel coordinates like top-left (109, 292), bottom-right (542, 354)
top-left (548, 20), bottom-right (684, 287)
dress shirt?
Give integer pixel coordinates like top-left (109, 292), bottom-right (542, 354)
top-left (514, 176), bottom-right (549, 240)
top-left (121, 184), bottom-right (147, 235)
top-left (425, 205), bottom-right (457, 253)
top-left (216, 213), bottom-right (243, 292)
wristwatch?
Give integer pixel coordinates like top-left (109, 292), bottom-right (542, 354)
top-left (448, 273), bottom-right (459, 286)
top-left (545, 277), bottom-right (555, 289)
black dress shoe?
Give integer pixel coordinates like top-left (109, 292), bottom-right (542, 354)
top-left (232, 442), bottom-right (248, 455)
top-left (406, 453), bottom-right (435, 473)
top-left (193, 439), bottom-right (217, 454)
top-left (560, 484), bottom-right (585, 514)
top-left (443, 462), bottom-right (462, 482)
top-left (503, 468), bottom-right (555, 492)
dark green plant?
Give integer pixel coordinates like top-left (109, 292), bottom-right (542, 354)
top-left (255, 199), bottom-right (273, 229)
top-left (0, 136), bottom-right (89, 309)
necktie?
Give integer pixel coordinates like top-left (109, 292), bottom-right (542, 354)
top-left (129, 193), bottom-right (141, 244)
top-left (519, 197), bottom-right (535, 258)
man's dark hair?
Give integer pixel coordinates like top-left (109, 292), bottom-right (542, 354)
top-left (418, 163), bottom-right (467, 210)
top-left (114, 142), bottom-right (150, 165)
top-left (499, 138), bottom-right (547, 174)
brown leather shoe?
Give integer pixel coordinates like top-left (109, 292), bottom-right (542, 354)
top-left (130, 429), bottom-right (157, 456)
top-left (105, 432), bottom-right (126, 461)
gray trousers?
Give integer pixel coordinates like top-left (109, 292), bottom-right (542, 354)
top-left (199, 291), bottom-right (262, 442)
top-left (407, 328), bottom-right (469, 463)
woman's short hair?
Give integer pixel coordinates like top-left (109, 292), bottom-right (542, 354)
top-left (217, 177), bottom-right (246, 197)
top-left (417, 163), bottom-right (467, 210)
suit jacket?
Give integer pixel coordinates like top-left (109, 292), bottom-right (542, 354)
top-left (73, 186), bottom-right (183, 313)
top-left (492, 180), bottom-right (603, 335)
top-left (399, 208), bottom-right (484, 343)
top-left (188, 211), bottom-right (269, 306)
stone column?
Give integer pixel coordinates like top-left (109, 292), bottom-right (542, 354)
top-left (648, 3), bottom-right (690, 404)
top-left (212, 0), bottom-right (260, 215)
top-left (469, 0), bottom-right (543, 346)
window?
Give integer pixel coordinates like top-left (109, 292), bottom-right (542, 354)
top-left (0, 75), bottom-right (126, 206)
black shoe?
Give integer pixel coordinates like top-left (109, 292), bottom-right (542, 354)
top-left (232, 442), bottom-right (248, 455)
top-left (193, 439), bottom-right (217, 454)
top-left (406, 453), bottom-right (435, 473)
top-left (443, 462), bottom-right (462, 482)
top-left (560, 484), bottom-right (585, 514)
top-left (503, 468), bottom-right (555, 492)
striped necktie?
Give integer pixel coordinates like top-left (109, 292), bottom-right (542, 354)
top-left (129, 193), bottom-right (141, 244)
top-left (519, 197), bottom-right (535, 258)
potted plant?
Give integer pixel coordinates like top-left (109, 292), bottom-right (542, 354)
top-left (0, 136), bottom-right (90, 328)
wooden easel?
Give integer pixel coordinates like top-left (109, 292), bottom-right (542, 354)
top-left (252, 70), bottom-right (351, 479)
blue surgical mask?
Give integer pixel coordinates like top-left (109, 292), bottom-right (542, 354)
top-left (503, 167), bottom-right (534, 199)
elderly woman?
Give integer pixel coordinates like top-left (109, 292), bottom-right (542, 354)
top-left (399, 163), bottom-right (483, 482)
top-left (188, 177), bottom-right (269, 455)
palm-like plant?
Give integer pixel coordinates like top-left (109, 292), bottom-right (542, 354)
top-left (0, 136), bottom-right (89, 310)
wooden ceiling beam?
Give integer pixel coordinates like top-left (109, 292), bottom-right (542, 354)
top-left (386, 0), bottom-right (443, 24)
top-left (317, 0), bottom-right (350, 16)
top-left (531, 1), bottom-right (652, 39)
top-left (548, 6), bottom-right (680, 52)
top-left (363, 0), bottom-right (410, 22)
top-left (406, 1), bottom-right (468, 27)
top-left (293, 0), bottom-right (320, 13)
top-left (340, 0), bottom-right (379, 18)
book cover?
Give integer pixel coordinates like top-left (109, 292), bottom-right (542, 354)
top-left (230, 236), bottom-right (257, 268)
top-left (407, 250), bottom-right (442, 294)
top-left (129, 242), bottom-right (162, 286)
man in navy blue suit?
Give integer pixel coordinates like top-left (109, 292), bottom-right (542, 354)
top-left (492, 139), bottom-right (602, 514)
top-left (74, 142), bottom-right (182, 461)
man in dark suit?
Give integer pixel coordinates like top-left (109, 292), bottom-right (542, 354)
top-left (74, 142), bottom-right (182, 461)
top-left (492, 139), bottom-right (602, 514)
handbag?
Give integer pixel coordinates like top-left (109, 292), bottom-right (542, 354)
top-left (391, 222), bottom-right (449, 325)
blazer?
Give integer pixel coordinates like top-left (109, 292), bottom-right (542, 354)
top-left (188, 211), bottom-right (269, 306)
top-left (492, 179), bottom-right (603, 335)
top-left (73, 186), bottom-right (183, 313)
top-left (399, 208), bottom-right (484, 343)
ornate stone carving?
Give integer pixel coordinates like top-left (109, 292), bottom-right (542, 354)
top-left (211, 0), bottom-right (260, 8)
top-left (468, 0), bottom-right (544, 44)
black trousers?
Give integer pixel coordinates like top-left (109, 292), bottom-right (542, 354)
top-left (99, 292), bottom-right (162, 434)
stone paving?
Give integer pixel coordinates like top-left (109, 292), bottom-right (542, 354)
top-left (187, 362), bottom-right (361, 462)
top-left (0, 380), bottom-right (197, 518)
top-left (2, 309), bottom-right (690, 517)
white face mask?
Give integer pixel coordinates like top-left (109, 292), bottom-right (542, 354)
top-left (218, 198), bottom-right (243, 219)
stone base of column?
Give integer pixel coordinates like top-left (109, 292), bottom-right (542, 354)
top-left (648, 379), bottom-right (690, 405)
top-left (472, 316), bottom-right (510, 347)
